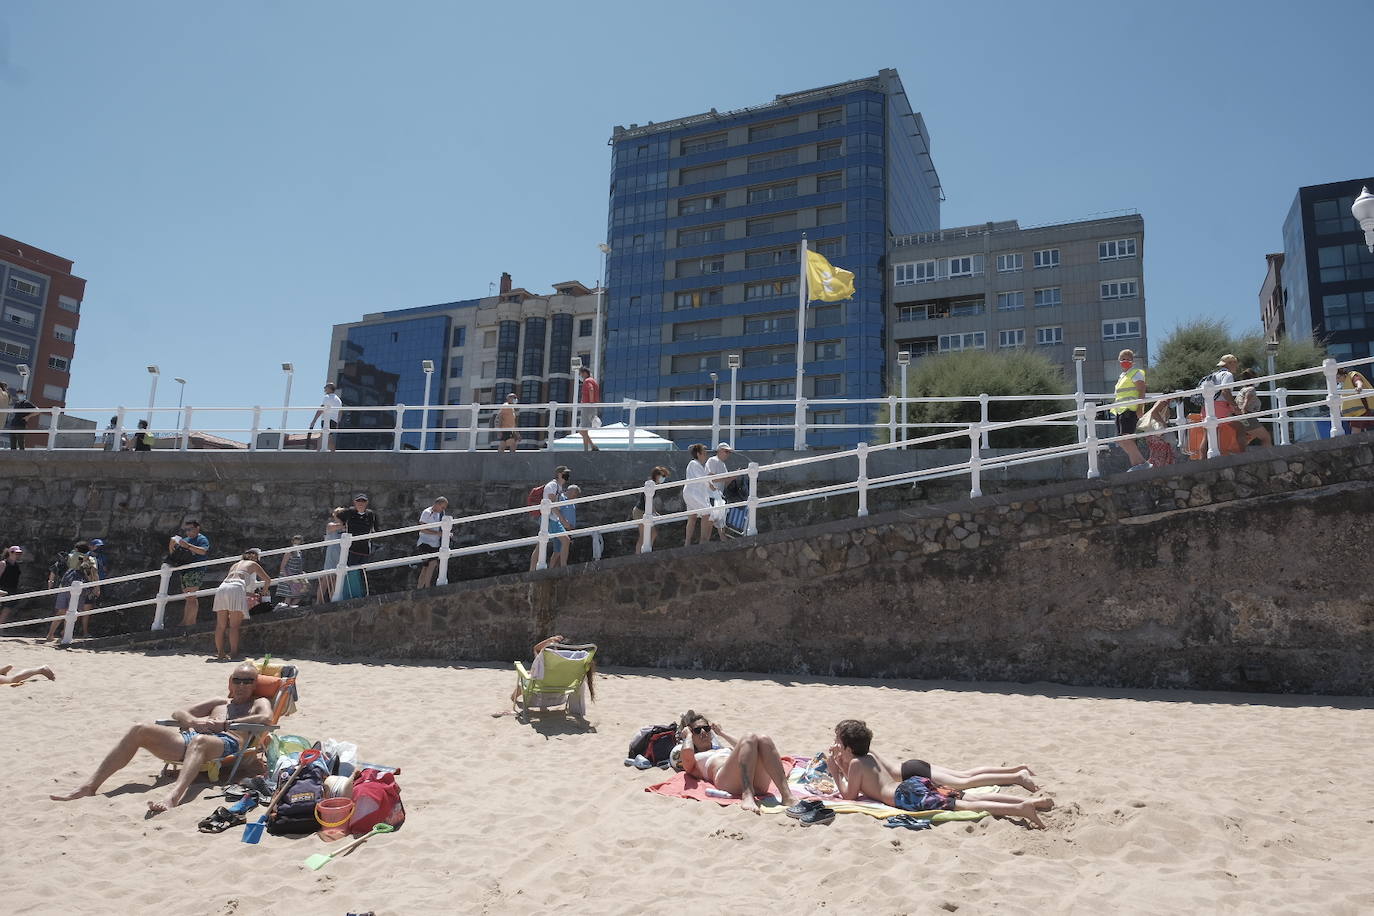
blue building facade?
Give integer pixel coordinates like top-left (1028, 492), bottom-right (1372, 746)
top-left (603, 69), bottom-right (941, 449)
top-left (1281, 177), bottom-right (1374, 360)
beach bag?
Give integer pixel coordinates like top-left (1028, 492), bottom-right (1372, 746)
top-left (628, 724), bottom-right (679, 765)
top-left (267, 760), bottom-right (329, 835)
top-left (526, 485), bottom-right (546, 518)
top-left (348, 768), bottom-right (405, 835)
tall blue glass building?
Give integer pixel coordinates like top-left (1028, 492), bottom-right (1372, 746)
top-left (1280, 177), bottom-right (1374, 360)
top-left (604, 69), bottom-right (942, 449)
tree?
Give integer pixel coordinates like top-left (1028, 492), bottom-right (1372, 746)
top-left (876, 349), bottom-right (1074, 448)
top-left (1149, 319), bottom-right (1327, 396)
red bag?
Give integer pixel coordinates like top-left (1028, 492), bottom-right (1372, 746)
top-left (526, 485), bottom-right (546, 518)
top-left (348, 768), bottom-right (405, 835)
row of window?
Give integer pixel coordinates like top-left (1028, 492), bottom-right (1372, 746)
top-left (678, 140), bottom-right (846, 188)
top-left (7, 276), bottom-right (41, 297)
top-left (671, 304), bottom-right (844, 341)
top-left (2, 305), bottom-right (77, 343)
top-left (677, 109), bottom-right (844, 157)
top-left (450, 319), bottom-right (594, 356)
top-left (931, 318), bottom-right (1141, 353)
top-left (893, 239), bottom-right (1138, 286)
top-left (898, 282), bottom-right (1136, 322)
top-left (678, 170), bottom-right (852, 218)
top-left (671, 340), bottom-right (845, 374)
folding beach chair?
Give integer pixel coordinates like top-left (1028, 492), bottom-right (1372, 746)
top-left (160, 665), bottom-right (300, 784)
top-left (514, 644), bottom-right (596, 717)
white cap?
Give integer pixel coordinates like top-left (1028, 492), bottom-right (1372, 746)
top-left (715, 442), bottom-right (733, 452)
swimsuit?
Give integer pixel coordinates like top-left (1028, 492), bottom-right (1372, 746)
top-left (893, 776), bottom-right (962, 812)
top-left (900, 758), bottom-right (932, 781)
top-left (182, 730), bottom-right (241, 758)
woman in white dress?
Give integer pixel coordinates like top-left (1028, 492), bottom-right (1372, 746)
top-left (213, 548), bottom-right (273, 660)
top-left (682, 443), bottom-right (713, 545)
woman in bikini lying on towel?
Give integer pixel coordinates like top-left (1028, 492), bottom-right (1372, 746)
top-left (672, 709), bottom-right (799, 815)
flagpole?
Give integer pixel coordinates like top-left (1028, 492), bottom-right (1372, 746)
top-left (795, 235), bottom-right (808, 451)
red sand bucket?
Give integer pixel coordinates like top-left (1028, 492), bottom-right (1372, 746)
top-left (315, 797), bottom-right (355, 829)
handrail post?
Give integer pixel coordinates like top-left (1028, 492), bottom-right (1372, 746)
top-left (151, 564), bottom-right (173, 630)
top-left (627, 402), bottom-right (638, 447)
top-left (711, 397), bottom-right (721, 447)
top-left (436, 516), bottom-right (454, 586)
top-left (46, 407), bottom-right (60, 450)
top-left (1084, 400), bottom-right (1100, 479)
top-left (114, 406), bottom-right (127, 452)
top-left (535, 499), bottom-right (551, 571)
top-left (60, 579), bottom-right (83, 646)
top-left (793, 395), bottom-right (808, 450)
top-left (745, 461), bottom-right (759, 536)
top-left (640, 478), bottom-right (656, 553)
top-left (1276, 387), bottom-right (1290, 446)
top-left (968, 425), bottom-right (983, 498)
top-left (979, 393), bottom-right (990, 449)
top-left (1323, 358), bottom-right (1345, 438)
top-left (856, 442), bottom-right (870, 517)
top-left (249, 406), bottom-right (261, 451)
top-left (1172, 394), bottom-right (1186, 452)
top-left (887, 395), bottom-right (897, 445)
top-left (1203, 379), bottom-right (1221, 458)
top-left (467, 402), bottom-right (480, 452)
top-left (179, 406), bottom-right (192, 451)
top-left (393, 405), bottom-right (406, 451)
top-left (1074, 388), bottom-right (1086, 444)
top-left (545, 400), bottom-right (557, 449)
top-left (332, 533), bottom-right (353, 601)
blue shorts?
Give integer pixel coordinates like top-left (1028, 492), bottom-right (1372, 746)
top-left (893, 776), bottom-right (960, 812)
top-left (183, 730), bottom-right (241, 758)
top-left (546, 516), bottom-right (566, 535)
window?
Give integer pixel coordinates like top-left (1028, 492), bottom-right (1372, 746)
top-left (671, 352), bottom-right (723, 373)
top-left (0, 338), bottom-right (31, 359)
top-left (997, 291), bottom-right (1025, 311)
top-left (744, 313), bottom-right (796, 334)
top-left (747, 149), bottom-right (798, 173)
top-left (745, 278), bottom-right (798, 300)
top-left (1102, 318), bottom-right (1142, 340)
top-left (816, 140), bottom-right (843, 160)
top-left (678, 224), bottom-right (724, 246)
top-left (742, 347), bottom-right (794, 368)
top-left (8, 277), bottom-right (40, 296)
top-left (578, 318), bottom-right (593, 336)
top-left (1033, 287), bottom-right (1062, 308)
top-left (480, 360), bottom-right (495, 378)
top-left (742, 380), bottom-right (796, 399)
top-left (43, 384), bottom-right (66, 401)
top-left (814, 340), bottom-right (841, 360)
top-left (577, 351), bottom-right (591, 368)
top-left (813, 376), bottom-right (842, 397)
top-left (1100, 279), bottom-right (1139, 300)
top-left (950, 299), bottom-right (984, 317)
top-left (894, 260), bottom-right (936, 286)
top-left (1098, 238), bottom-right (1138, 260)
top-left (999, 329), bottom-right (1025, 348)
top-left (676, 256), bottom-right (725, 277)
top-left (483, 330), bottom-right (497, 348)
top-left (816, 204), bottom-right (844, 226)
top-left (938, 332), bottom-right (986, 352)
top-left (812, 411), bottom-right (843, 425)
top-left (48, 355), bottom-right (69, 372)
top-left (817, 108), bottom-right (843, 128)
top-left (948, 256), bottom-right (974, 277)
top-left (1033, 248), bottom-right (1060, 269)
top-left (897, 305), bottom-right (928, 322)
top-left (814, 238), bottom-right (844, 258)
top-left (673, 320), bottom-right (722, 342)
top-left (680, 133), bottom-right (727, 155)
top-left (747, 181), bottom-right (797, 204)
top-left (680, 162), bottom-right (727, 184)
top-left (749, 118), bottom-right (799, 141)
top-left (813, 305), bottom-right (842, 327)
top-left (746, 212), bottom-right (796, 236)
top-left (670, 385), bottom-right (713, 401)
top-left (1321, 290), bottom-right (1374, 330)
top-left (996, 253), bottom-right (1023, 272)
top-left (678, 194), bottom-right (724, 216)
top-left (3, 306), bottom-right (35, 328)
top-left (54, 324), bottom-right (75, 342)
top-left (745, 246), bottom-right (797, 268)
top-left (448, 356), bottom-right (464, 378)
top-left (631, 234), bottom-right (646, 248)
top-left (1317, 244), bottom-right (1374, 283)
top-left (816, 172), bottom-right (843, 192)
top-left (58, 295), bottom-right (80, 313)
top-left (447, 388), bottom-right (463, 404)
top-left (1036, 326), bottom-right (1063, 346)
top-left (1313, 196), bottom-right (1359, 235)
top-left (673, 288), bottom-right (724, 309)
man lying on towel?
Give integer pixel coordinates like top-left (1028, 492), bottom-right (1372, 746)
top-left (828, 719), bottom-right (1054, 830)
top-left (51, 662), bottom-right (272, 814)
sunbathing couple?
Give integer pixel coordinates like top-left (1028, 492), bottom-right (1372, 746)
top-left (50, 662), bottom-right (272, 813)
top-left (675, 712), bottom-right (1050, 828)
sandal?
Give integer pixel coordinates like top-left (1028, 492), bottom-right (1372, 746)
top-left (197, 807), bottom-right (248, 834)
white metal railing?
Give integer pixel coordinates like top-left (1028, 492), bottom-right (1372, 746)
top-left (2, 356), bottom-right (1369, 646)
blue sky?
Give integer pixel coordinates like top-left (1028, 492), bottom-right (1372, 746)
top-left (4, 0), bottom-right (1373, 419)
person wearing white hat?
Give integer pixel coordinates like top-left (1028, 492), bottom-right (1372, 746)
top-left (703, 443), bottom-right (737, 543)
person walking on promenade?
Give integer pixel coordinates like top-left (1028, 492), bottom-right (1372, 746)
top-left (703, 442), bottom-right (737, 542)
top-left (0, 545), bottom-right (24, 626)
top-left (497, 393), bottom-right (520, 453)
top-left (339, 494), bottom-right (380, 596)
top-left (1236, 369), bottom-right (1274, 448)
top-left (274, 535), bottom-right (309, 607)
top-left (168, 521), bottom-right (211, 627)
top-left (632, 466), bottom-right (671, 554)
top-left (9, 390), bottom-right (35, 451)
top-left (0, 380), bottom-right (10, 448)
top-left (214, 548), bottom-right (273, 660)
top-left (132, 420), bottom-right (154, 451)
top-left (1336, 365), bottom-right (1374, 433)
top-left (310, 382), bottom-right (343, 451)
top-left (317, 507), bottom-right (345, 603)
top-left (415, 496), bottom-right (449, 588)
top-left (1111, 349), bottom-right (1151, 472)
top-left (683, 444), bottom-right (713, 545)
top-left (577, 367), bottom-right (601, 451)
top-left (81, 538), bottom-right (111, 637)
top-left (101, 416), bottom-right (125, 452)
top-left (45, 555), bottom-right (99, 642)
top-left (529, 468), bottom-right (572, 571)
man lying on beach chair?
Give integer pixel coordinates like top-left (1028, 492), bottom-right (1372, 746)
top-left (50, 662), bottom-right (292, 814)
top-left (496, 635), bottom-right (597, 718)
top-left (161, 663), bottom-right (298, 785)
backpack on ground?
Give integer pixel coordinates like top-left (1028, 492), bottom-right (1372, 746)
top-left (267, 759), bottom-right (329, 835)
top-left (627, 724), bottom-right (679, 766)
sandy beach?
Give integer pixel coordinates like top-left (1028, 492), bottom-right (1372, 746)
top-left (3, 639), bottom-right (1371, 916)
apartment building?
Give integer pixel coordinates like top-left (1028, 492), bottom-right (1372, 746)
top-left (0, 234), bottom-right (87, 407)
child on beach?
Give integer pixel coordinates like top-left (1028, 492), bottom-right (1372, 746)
top-left (827, 719), bottom-right (1052, 829)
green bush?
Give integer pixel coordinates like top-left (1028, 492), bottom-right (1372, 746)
top-left (1149, 319), bottom-right (1327, 397)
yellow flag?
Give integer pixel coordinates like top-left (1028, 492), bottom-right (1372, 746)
top-left (805, 249), bottom-right (855, 302)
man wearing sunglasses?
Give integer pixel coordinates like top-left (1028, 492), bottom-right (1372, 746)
top-left (51, 662), bottom-right (272, 814)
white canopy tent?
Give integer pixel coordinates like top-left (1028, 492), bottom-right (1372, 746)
top-left (549, 421), bottom-right (676, 451)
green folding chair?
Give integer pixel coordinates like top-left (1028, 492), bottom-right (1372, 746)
top-left (514, 643), bottom-right (596, 716)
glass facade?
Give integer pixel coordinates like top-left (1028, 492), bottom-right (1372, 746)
top-left (604, 71), bottom-right (940, 449)
top-left (338, 315), bottom-right (450, 450)
top-left (1282, 178), bottom-right (1374, 359)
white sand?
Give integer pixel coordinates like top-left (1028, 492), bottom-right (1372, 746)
top-left (4, 639), bottom-right (1373, 915)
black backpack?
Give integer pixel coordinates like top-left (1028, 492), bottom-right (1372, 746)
top-left (267, 761), bottom-right (328, 835)
top-left (627, 724), bottom-right (679, 765)
top-left (1186, 371), bottom-right (1222, 411)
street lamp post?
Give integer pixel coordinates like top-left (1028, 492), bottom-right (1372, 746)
top-left (280, 363), bottom-right (294, 434)
top-left (571, 355), bottom-right (582, 441)
top-left (420, 360), bottom-right (435, 452)
top-left (896, 350), bottom-right (911, 448)
top-left (727, 353), bottom-right (740, 445)
top-left (1072, 347), bottom-right (1088, 443)
top-left (595, 243), bottom-right (612, 384)
top-left (174, 377), bottom-right (187, 409)
top-left (145, 365), bottom-right (160, 425)
top-left (1353, 187), bottom-right (1374, 253)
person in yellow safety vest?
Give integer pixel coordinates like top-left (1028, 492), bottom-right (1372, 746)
top-left (1111, 348), bottom-right (1151, 471)
top-left (1336, 365), bottom-right (1374, 433)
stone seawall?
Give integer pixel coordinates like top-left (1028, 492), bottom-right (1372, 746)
top-left (87, 435), bottom-right (1374, 695)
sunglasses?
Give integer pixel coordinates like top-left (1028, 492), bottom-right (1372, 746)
top-left (230, 677), bottom-right (256, 685)
top-left (690, 725), bottom-right (712, 735)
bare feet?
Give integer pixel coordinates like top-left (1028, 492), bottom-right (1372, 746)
top-left (0, 665), bottom-right (11, 675)
top-left (38, 665), bottom-right (55, 681)
top-left (1015, 770), bottom-right (1040, 793)
top-left (147, 788), bottom-right (187, 813)
top-left (1031, 796), bottom-right (1054, 812)
top-left (50, 785), bottom-right (95, 802)
top-left (740, 794), bottom-right (761, 815)
top-left (1018, 801), bottom-right (1047, 829)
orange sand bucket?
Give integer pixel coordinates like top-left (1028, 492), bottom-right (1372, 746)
top-left (315, 797), bottom-right (355, 829)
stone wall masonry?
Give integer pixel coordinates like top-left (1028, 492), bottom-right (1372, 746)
top-left (84, 435), bottom-right (1374, 695)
